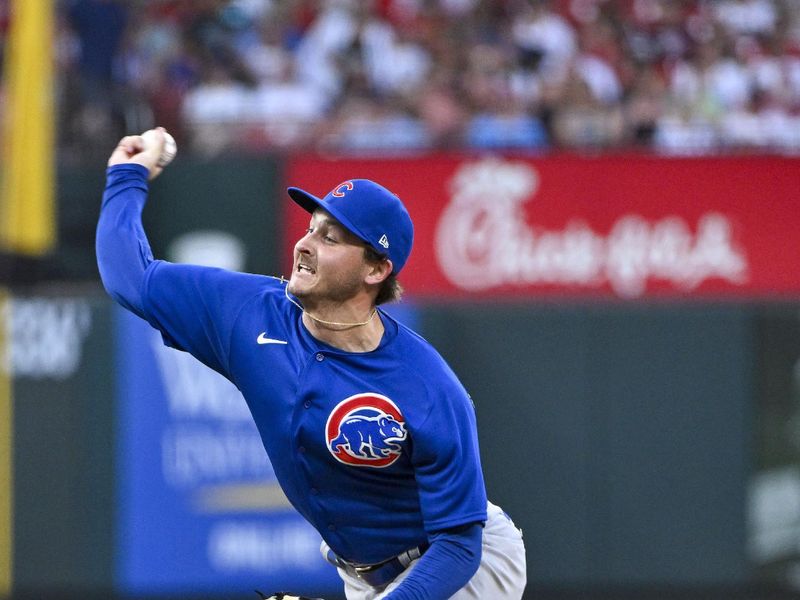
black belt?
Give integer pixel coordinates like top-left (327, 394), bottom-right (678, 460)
top-left (325, 543), bottom-right (429, 588)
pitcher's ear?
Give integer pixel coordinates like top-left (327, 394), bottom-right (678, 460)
top-left (365, 257), bottom-right (393, 285)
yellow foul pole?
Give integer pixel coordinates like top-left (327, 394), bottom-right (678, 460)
top-left (1, 0), bottom-right (56, 255)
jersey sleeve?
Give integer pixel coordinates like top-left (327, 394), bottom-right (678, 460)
top-left (96, 164), bottom-right (156, 319)
top-left (140, 261), bottom-right (268, 379)
top-left (410, 363), bottom-right (488, 533)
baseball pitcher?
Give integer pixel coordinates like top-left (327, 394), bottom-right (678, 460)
top-left (96, 129), bottom-right (526, 599)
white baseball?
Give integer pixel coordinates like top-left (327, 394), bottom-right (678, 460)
top-left (141, 129), bottom-right (177, 167)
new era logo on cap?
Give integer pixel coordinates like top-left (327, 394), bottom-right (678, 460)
top-left (287, 179), bottom-right (414, 274)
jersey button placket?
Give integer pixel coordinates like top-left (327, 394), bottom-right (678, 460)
top-left (305, 355), bottom-right (322, 406)
top-left (293, 350), bottom-right (331, 524)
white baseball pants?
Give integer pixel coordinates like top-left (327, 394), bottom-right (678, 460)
top-left (331, 502), bottom-right (527, 600)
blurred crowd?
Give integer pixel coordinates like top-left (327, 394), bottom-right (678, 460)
top-left (32, 0), bottom-right (800, 158)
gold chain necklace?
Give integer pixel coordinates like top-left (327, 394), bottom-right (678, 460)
top-left (283, 280), bottom-right (377, 329)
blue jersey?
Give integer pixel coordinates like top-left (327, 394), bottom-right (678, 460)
top-left (138, 261), bottom-right (488, 564)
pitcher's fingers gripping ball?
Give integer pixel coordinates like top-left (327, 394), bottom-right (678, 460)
top-left (141, 128), bottom-right (177, 167)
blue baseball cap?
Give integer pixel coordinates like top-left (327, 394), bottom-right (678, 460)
top-left (287, 179), bottom-right (414, 274)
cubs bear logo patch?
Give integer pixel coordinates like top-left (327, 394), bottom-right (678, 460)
top-left (325, 393), bottom-right (407, 468)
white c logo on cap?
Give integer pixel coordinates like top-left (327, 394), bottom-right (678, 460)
top-left (332, 181), bottom-right (354, 197)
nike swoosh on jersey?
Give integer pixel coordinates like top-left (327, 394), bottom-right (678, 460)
top-left (257, 332), bottom-right (288, 345)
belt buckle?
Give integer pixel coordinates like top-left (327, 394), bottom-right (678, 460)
top-left (354, 563), bottom-right (380, 575)
top-left (353, 561), bottom-right (395, 588)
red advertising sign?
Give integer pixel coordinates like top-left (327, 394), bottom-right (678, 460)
top-left (283, 154), bottom-right (800, 300)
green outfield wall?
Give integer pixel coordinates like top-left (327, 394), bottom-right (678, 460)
top-left (8, 292), bottom-right (115, 594)
top-left (54, 156), bottom-right (282, 283)
top-left (0, 290), bottom-right (11, 598)
top-left (422, 303), bottom-right (753, 586)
